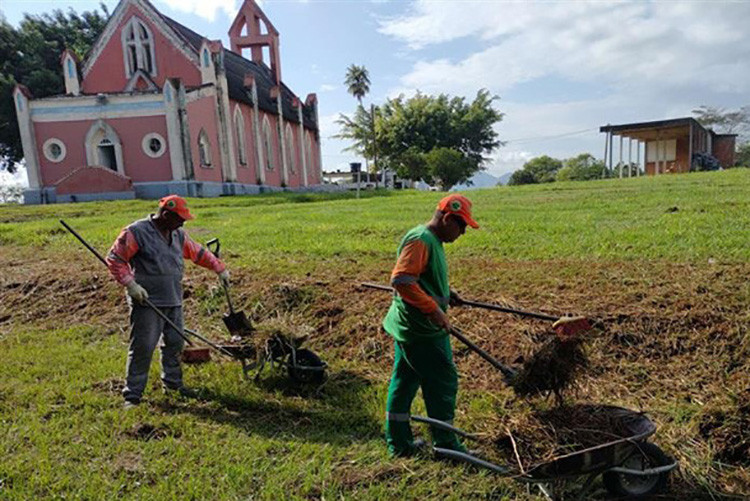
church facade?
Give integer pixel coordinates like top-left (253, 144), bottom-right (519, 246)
top-left (13, 0), bottom-right (323, 204)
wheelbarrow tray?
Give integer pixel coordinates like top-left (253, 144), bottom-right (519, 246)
top-left (524, 405), bottom-right (656, 481)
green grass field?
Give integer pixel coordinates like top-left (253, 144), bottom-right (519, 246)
top-left (1, 169), bottom-right (749, 499)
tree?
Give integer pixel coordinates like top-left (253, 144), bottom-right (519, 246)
top-left (376, 89), bottom-right (503, 184)
top-left (0, 5), bottom-right (109, 172)
top-left (344, 64), bottom-right (370, 107)
top-left (422, 147), bottom-right (477, 191)
top-left (507, 169), bottom-right (537, 186)
top-left (556, 153), bottom-right (606, 181)
top-left (334, 105), bottom-right (378, 161)
top-left (734, 142), bottom-right (750, 167)
top-left (692, 105), bottom-right (749, 138)
top-left (507, 155), bottom-right (562, 185)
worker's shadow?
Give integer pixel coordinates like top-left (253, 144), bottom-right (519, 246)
top-left (154, 369), bottom-right (381, 446)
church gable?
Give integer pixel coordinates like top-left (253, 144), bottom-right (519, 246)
top-left (81, 0), bottom-right (201, 94)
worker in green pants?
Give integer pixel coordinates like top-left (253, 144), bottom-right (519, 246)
top-left (382, 194), bottom-right (479, 457)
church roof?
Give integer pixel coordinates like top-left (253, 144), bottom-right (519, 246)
top-left (160, 15), bottom-right (317, 131)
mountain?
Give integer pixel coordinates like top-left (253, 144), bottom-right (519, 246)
top-left (451, 171), bottom-right (501, 191)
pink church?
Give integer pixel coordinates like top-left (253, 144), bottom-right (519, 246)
top-left (13, 0), bottom-right (324, 204)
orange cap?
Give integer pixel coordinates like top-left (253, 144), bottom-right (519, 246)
top-left (158, 195), bottom-right (194, 220)
top-left (437, 194), bottom-right (479, 229)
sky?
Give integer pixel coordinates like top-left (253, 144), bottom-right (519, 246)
top-left (2, 0), bottom-right (750, 185)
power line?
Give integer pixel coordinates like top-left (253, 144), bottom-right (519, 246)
top-left (503, 128), bottom-right (598, 145)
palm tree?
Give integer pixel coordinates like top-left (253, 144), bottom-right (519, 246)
top-left (344, 64), bottom-right (380, 187)
top-left (344, 64), bottom-right (370, 107)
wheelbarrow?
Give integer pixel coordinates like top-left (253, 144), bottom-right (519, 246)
top-left (413, 405), bottom-right (678, 500)
top-left (252, 332), bottom-right (327, 384)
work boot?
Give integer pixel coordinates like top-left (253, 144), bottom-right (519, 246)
top-left (391, 439), bottom-right (429, 458)
top-left (123, 398), bottom-right (141, 409)
top-left (164, 385), bottom-right (200, 399)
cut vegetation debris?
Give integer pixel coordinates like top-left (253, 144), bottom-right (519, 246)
top-left (511, 336), bottom-right (588, 403)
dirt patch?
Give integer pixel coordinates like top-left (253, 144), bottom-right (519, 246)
top-left (125, 423), bottom-right (176, 442)
top-left (335, 462), bottom-right (404, 489)
top-left (699, 392), bottom-right (750, 467)
top-left (91, 378), bottom-right (125, 395)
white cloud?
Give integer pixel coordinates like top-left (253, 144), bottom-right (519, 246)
top-left (319, 84), bottom-right (337, 93)
top-left (157, 0), bottom-right (239, 22)
top-left (381, 1), bottom-right (750, 96)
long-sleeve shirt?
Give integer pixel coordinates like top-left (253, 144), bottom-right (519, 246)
top-left (390, 239), bottom-right (439, 314)
top-left (106, 227), bottom-right (225, 286)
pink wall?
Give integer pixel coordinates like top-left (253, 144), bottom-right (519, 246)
top-left (56, 166), bottom-right (133, 194)
top-left (233, 102), bottom-right (258, 184)
top-left (187, 95), bottom-right (223, 183)
top-left (33, 115), bottom-right (171, 186)
top-left (307, 131), bottom-right (321, 184)
top-left (82, 4), bottom-right (201, 94)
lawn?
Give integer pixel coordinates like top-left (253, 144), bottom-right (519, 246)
top-left (1, 169), bottom-right (749, 499)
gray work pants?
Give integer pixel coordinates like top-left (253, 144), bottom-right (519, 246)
top-left (122, 304), bottom-right (184, 402)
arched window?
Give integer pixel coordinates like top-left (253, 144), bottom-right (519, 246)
top-left (285, 124), bottom-right (296, 174)
top-left (234, 107), bottom-right (247, 166)
top-left (198, 129), bottom-right (212, 167)
top-left (262, 117), bottom-right (274, 171)
top-left (122, 17), bottom-right (156, 77)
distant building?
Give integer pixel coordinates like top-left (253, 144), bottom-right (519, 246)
top-left (600, 118), bottom-right (736, 176)
top-left (13, 0), bottom-right (323, 204)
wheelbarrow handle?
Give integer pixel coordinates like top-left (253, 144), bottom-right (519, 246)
top-left (411, 415), bottom-right (479, 440)
top-left (433, 447), bottom-right (510, 474)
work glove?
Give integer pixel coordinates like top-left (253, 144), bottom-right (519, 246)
top-left (218, 269), bottom-right (230, 289)
top-left (449, 288), bottom-right (463, 307)
top-left (427, 307), bottom-right (452, 332)
top-left (126, 281), bottom-right (149, 305)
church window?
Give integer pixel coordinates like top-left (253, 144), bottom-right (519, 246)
top-left (198, 129), bottom-right (212, 167)
top-left (122, 17), bottom-right (156, 77)
top-left (43, 138), bottom-right (67, 163)
top-left (203, 48), bottom-right (210, 67)
top-left (285, 124), bottom-right (295, 174)
top-left (262, 117), bottom-right (274, 171)
top-left (142, 133), bottom-right (166, 158)
top-left (234, 108), bottom-right (247, 166)
top-left (67, 59), bottom-right (75, 79)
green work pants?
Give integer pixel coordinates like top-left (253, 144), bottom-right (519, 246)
top-left (385, 335), bottom-right (464, 456)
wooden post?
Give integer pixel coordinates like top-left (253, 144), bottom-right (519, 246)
top-left (628, 138), bottom-right (632, 177)
top-left (603, 130), bottom-right (609, 178)
top-left (636, 140), bottom-right (641, 176)
top-left (655, 131), bottom-right (660, 175)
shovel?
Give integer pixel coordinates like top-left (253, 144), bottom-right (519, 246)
top-left (206, 238), bottom-right (254, 337)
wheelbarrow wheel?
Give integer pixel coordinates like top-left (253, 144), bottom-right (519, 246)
top-left (287, 349), bottom-right (326, 384)
top-left (603, 442), bottom-right (671, 498)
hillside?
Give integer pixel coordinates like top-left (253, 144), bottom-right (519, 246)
top-left (1, 170), bottom-right (749, 499)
